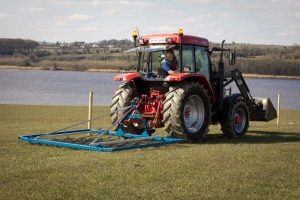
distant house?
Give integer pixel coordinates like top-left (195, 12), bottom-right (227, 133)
top-left (74, 42), bottom-right (85, 47)
top-left (59, 42), bottom-right (69, 48)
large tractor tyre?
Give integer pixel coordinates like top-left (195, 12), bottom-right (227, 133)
top-left (221, 95), bottom-right (249, 137)
top-left (163, 82), bottom-right (211, 142)
top-left (110, 83), bottom-right (144, 134)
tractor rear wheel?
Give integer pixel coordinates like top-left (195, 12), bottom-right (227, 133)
top-left (110, 83), bottom-right (144, 134)
top-left (162, 82), bottom-right (211, 142)
top-left (221, 96), bottom-right (249, 137)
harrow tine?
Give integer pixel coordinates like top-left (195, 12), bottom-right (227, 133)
top-left (38, 105), bottom-right (133, 138)
top-left (90, 136), bottom-right (158, 147)
top-left (89, 105), bottom-right (135, 145)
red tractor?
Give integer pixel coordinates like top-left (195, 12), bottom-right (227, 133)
top-left (111, 29), bottom-right (277, 141)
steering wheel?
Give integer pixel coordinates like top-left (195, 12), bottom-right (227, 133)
top-left (183, 64), bottom-right (191, 72)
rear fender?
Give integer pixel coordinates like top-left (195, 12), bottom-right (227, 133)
top-left (114, 73), bottom-right (141, 82)
top-left (164, 73), bottom-right (215, 102)
top-left (223, 93), bottom-right (242, 105)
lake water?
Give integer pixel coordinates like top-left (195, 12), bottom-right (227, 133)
top-left (0, 69), bottom-right (299, 109)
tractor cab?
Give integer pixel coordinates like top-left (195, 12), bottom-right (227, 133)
top-left (125, 44), bottom-right (178, 79)
top-left (125, 30), bottom-right (211, 81)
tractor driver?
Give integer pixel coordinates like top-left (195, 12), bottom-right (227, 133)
top-left (161, 50), bottom-right (178, 76)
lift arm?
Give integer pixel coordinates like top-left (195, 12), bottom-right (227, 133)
top-left (223, 69), bottom-right (256, 110)
top-left (212, 40), bottom-right (276, 122)
top-left (223, 69), bottom-right (277, 122)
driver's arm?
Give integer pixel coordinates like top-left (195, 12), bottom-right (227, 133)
top-left (162, 62), bottom-right (176, 74)
top-left (168, 70), bottom-right (175, 74)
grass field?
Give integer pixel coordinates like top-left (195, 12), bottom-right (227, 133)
top-left (0, 104), bottom-right (299, 199)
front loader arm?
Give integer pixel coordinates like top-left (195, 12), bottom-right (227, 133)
top-left (223, 69), bottom-right (255, 110)
top-left (223, 69), bottom-right (277, 122)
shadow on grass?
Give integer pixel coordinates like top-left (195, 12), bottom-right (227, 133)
top-left (204, 131), bottom-right (300, 144)
top-left (248, 130), bottom-right (300, 137)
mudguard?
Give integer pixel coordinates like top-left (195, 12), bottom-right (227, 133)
top-left (223, 93), bottom-right (242, 105)
top-left (164, 73), bottom-right (215, 102)
top-left (114, 73), bottom-right (141, 82)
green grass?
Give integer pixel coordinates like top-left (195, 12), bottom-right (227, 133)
top-left (0, 104), bottom-right (299, 199)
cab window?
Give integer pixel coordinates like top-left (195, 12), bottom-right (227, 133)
top-left (182, 45), bottom-right (195, 73)
top-left (195, 46), bottom-right (209, 79)
top-left (150, 49), bottom-right (179, 76)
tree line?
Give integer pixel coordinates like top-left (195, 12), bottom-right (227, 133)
top-left (98, 39), bottom-right (133, 48)
top-left (0, 38), bottom-right (299, 76)
top-left (0, 39), bottom-right (39, 55)
top-left (211, 42), bottom-right (300, 76)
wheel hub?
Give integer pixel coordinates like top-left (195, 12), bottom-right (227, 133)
top-left (183, 95), bottom-right (205, 133)
top-left (184, 106), bottom-right (191, 119)
top-left (233, 107), bottom-right (246, 134)
top-left (234, 114), bottom-right (241, 125)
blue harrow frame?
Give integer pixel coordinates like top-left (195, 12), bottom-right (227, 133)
top-left (18, 128), bottom-right (185, 152)
top-left (18, 105), bottom-right (186, 152)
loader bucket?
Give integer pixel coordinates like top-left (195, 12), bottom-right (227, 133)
top-left (250, 98), bottom-right (277, 122)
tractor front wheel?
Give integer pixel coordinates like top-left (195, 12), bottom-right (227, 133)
top-left (163, 82), bottom-right (211, 142)
top-left (221, 96), bottom-right (249, 137)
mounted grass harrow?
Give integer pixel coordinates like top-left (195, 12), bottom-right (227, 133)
top-left (19, 102), bottom-right (184, 152)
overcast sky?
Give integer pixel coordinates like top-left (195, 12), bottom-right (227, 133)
top-left (0, 0), bottom-right (299, 45)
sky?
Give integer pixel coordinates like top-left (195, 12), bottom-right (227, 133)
top-left (0, 0), bottom-right (299, 45)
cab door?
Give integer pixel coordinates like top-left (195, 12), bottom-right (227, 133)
top-left (195, 46), bottom-right (210, 80)
top-left (181, 45), bottom-right (195, 72)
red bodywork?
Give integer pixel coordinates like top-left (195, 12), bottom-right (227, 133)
top-left (114, 73), bottom-right (215, 102)
top-left (164, 73), bottom-right (215, 102)
top-left (137, 89), bottom-right (165, 128)
top-left (114, 72), bottom-right (215, 129)
top-left (114, 33), bottom-right (212, 129)
top-left (122, 89), bottom-right (165, 129)
top-left (140, 34), bottom-right (209, 47)
top-left (114, 73), bottom-right (141, 82)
